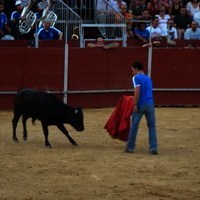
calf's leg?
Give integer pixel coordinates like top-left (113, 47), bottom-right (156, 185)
top-left (12, 114), bottom-right (21, 143)
top-left (22, 115), bottom-right (28, 141)
top-left (57, 124), bottom-right (77, 146)
top-left (41, 122), bottom-right (52, 148)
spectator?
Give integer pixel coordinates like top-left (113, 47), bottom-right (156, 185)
top-left (162, 18), bottom-right (178, 45)
top-left (184, 21), bottom-right (200, 39)
top-left (140, 0), bottom-right (147, 10)
top-left (174, 6), bottom-right (193, 39)
top-left (97, 0), bottom-right (126, 12)
top-left (36, 19), bottom-right (63, 40)
top-left (116, 4), bottom-right (134, 38)
top-left (38, 0), bottom-right (57, 22)
top-left (3, 0), bottom-right (15, 21)
top-left (96, 0), bottom-right (118, 37)
top-left (10, 0), bottom-right (23, 39)
top-left (139, 9), bottom-right (152, 26)
top-left (19, 0), bottom-right (29, 8)
top-left (128, 0), bottom-right (144, 19)
top-left (158, 0), bottom-right (172, 14)
top-left (0, 2), bottom-right (11, 39)
top-left (35, 2), bottom-right (45, 20)
top-left (114, 0), bottom-right (127, 12)
top-left (181, 0), bottom-right (189, 7)
top-left (134, 22), bottom-right (150, 43)
top-left (87, 37), bottom-right (120, 49)
top-left (155, 6), bottom-right (171, 31)
top-left (193, 4), bottom-right (200, 27)
top-left (186, 0), bottom-right (200, 17)
top-left (170, 0), bottom-right (182, 18)
top-left (146, 17), bottom-right (162, 40)
top-left (10, 0), bottom-right (23, 21)
top-left (140, 9), bottom-right (152, 20)
top-left (96, 0), bottom-right (112, 10)
top-left (147, 0), bottom-right (160, 16)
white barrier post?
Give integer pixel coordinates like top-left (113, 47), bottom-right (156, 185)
top-left (63, 23), bottom-right (68, 104)
top-left (147, 21), bottom-right (152, 77)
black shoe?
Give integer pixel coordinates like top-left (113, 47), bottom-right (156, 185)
top-left (150, 150), bottom-right (158, 155)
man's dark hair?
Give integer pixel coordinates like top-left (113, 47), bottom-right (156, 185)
top-left (132, 61), bottom-right (144, 70)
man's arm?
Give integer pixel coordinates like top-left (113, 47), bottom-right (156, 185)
top-left (133, 86), bottom-right (140, 112)
top-left (58, 31), bottom-right (63, 40)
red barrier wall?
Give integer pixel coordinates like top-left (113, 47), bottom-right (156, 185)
top-left (68, 47), bottom-right (147, 90)
top-left (0, 47), bottom-right (64, 91)
top-left (152, 48), bottom-right (200, 88)
top-left (0, 42), bottom-right (200, 109)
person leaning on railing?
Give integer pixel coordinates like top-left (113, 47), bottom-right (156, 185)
top-left (134, 22), bottom-right (150, 44)
top-left (87, 37), bottom-right (119, 49)
top-left (36, 18), bottom-right (63, 40)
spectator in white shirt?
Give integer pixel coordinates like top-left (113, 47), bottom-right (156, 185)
top-left (146, 17), bottom-right (162, 39)
top-left (186, 0), bottom-right (200, 17)
top-left (193, 4), bottom-right (200, 27)
top-left (155, 7), bottom-right (171, 31)
top-left (184, 21), bottom-right (200, 39)
top-left (162, 18), bottom-right (178, 40)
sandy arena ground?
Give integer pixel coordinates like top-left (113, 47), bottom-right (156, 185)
top-left (0, 108), bottom-right (200, 200)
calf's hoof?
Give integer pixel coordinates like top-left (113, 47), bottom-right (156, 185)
top-left (45, 144), bottom-right (52, 148)
top-left (72, 142), bottom-right (78, 146)
top-left (13, 138), bottom-right (19, 143)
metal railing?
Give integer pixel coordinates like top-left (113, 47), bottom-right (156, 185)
top-left (52, 0), bottom-right (82, 41)
top-left (95, 0), bottom-right (125, 38)
top-left (79, 0), bottom-right (127, 47)
top-left (79, 23), bottom-right (126, 47)
top-left (53, 0), bottom-right (126, 47)
top-left (61, 0), bottom-right (95, 21)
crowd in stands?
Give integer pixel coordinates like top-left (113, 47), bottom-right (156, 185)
top-left (0, 0), bottom-right (62, 41)
top-left (0, 0), bottom-right (200, 47)
top-left (116, 0), bottom-right (200, 46)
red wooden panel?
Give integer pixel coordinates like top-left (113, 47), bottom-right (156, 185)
top-left (68, 47), bottom-right (148, 90)
top-left (152, 49), bottom-right (200, 88)
top-left (0, 48), bottom-right (64, 91)
top-left (67, 92), bottom-right (132, 108)
top-left (154, 91), bottom-right (200, 106)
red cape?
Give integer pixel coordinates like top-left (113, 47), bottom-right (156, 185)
top-left (104, 95), bottom-right (134, 142)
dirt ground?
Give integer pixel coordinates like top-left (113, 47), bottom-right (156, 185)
top-left (0, 108), bottom-right (200, 200)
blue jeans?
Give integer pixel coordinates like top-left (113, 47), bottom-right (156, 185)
top-left (127, 104), bottom-right (157, 151)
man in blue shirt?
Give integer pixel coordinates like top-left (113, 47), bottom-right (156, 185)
top-left (10, 0), bottom-right (23, 39)
top-left (36, 19), bottom-right (63, 40)
top-left (125, 61), bottom-right (158, 155)
top-left (134, 22), bottom-right (150, 43)
top-left (0, 2), bottom-right (10, 38)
